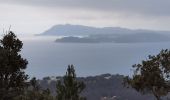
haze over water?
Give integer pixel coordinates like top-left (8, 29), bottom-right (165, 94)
top-left (20, 36), bottom-right (170, 79)
top-left (0, 0), bottom-right (170, 79)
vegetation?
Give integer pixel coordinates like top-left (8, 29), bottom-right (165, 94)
top-left (2, 30), bottom-right (170, 100)
top-left (40, 74), bottom-right (152, 100)
top-left (14, 77), bottom-right (54, 100)
top-left (124, 49), bottom-right (170, 100)
top-left (0, 31), bottom-right (28, 100)
top-left (0, 31), bottom-right (87, 100)
top-left (56, 65), bottom-right (86, 100)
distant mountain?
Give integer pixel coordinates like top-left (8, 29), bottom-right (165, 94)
top-left (40, 24), bottom-right (133, 36)
top-left (55, 33), bottom-right (170, 43)
top-left (39, 74), bottom-right (156, 100)
top-left (40, 24), bottom-right (170, 43)
top-left (113, 32), bottom-right (170, 43)
top-left (55, 36), bottom-right (100, 43)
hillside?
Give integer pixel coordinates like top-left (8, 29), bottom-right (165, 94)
top-left (38, 74), bottom-right (157, 100)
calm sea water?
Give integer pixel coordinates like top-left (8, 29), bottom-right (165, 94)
top-left (20, 36), bottom-right (170, 79)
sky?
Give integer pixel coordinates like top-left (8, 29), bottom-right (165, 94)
top-left (0, 0), bottom-right (170, 34)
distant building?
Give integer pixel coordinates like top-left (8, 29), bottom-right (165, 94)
top-left (101, 96), bottom-right (117, 100)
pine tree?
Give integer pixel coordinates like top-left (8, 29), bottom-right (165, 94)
top-left (124, 49), bottom-right (170, 100)
top-left (0, 31), bottom-right (28, 100)
top-left (56, 65), bottom-right (86, 100)
top-left (15, 77), bottom-right (54, 100)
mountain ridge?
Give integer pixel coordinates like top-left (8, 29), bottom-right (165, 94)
top-left (40, 24), bottom-right (170, 36)
top-left (40, 24), bottom-right (170, 43)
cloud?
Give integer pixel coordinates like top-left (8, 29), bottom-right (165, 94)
top-left (1, 0), bottom-right (170, 17)
top-left (0, 0), bottom-right (170, 34)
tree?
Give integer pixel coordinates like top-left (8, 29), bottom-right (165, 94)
top-left (14, 77), bottom-right (54, 100)
top-left (56, 65), bottom-right (86, 100)
top-left (27, 77), bottom-right (54, 100)
top-left (124, 49), bottom-right (170, 100)
top-left (0, 31), bottom-right (28, 100)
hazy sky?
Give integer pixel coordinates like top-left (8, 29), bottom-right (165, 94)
top-left (0, 0), bottom-right (170, 34)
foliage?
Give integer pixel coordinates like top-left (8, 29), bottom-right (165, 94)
top-left (0, 31), bottom-right (54, 100)
top-left (14, 77), bottom-right (54, 100)
top-left (124, 49), bottom-right (170, 100)
top-left (0, 31), bottom-right (28, 100)
top-left (56, 65), bottom-right (86, 100)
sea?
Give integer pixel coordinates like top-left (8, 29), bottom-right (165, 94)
top-left (19, 35), bottom-right (170, 79)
